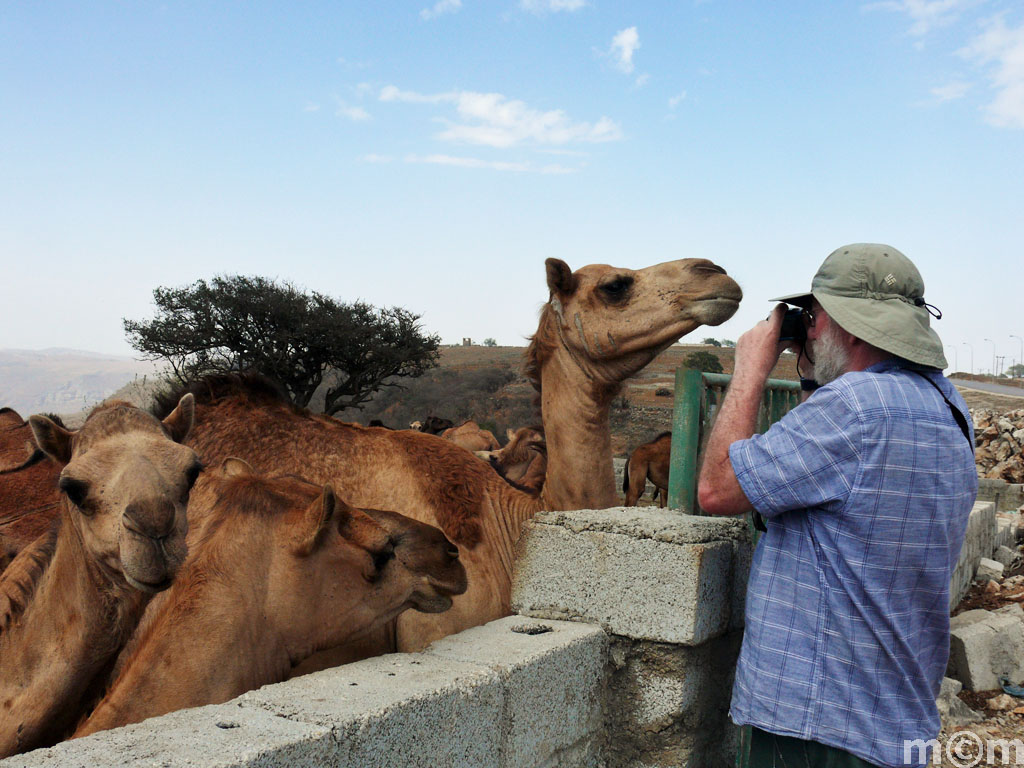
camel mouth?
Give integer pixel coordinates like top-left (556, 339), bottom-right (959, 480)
top-left (413, 593), bottom-right (454, 614)
top-left (124, 572), bottom-right (174, 594)
top-left (691, 296), bottom-right (741, 326)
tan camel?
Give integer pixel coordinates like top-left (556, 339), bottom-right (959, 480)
top-left (623, 431), bottom-right (672, 507)
top-left (75, 460), bottom-right (466, 736)
top-left (154, 257), bottom-right (741, 658)
top-left (441, 420), bottom-right (501, 452)
top-left (0, 397), bottom-right (197, 757)
top-left (0, 409), bottom-right (62, 572)
top-left (476, 426), bottom-right (546, 491)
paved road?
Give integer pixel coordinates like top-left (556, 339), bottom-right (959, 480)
top-left (949, 378), bottom-right (1024, 398)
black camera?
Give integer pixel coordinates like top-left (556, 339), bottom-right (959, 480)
top-left (779, 307), bottom-right (806, 343)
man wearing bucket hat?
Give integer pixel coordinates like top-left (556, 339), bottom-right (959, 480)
top-left (698, 244), bottom-right (976, 767)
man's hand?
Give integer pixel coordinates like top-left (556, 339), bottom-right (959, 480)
top-left (733, 304), bottom-right (791, 383)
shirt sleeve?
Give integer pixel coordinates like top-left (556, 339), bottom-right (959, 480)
top-left (727, 383), bottom-right (862, 519)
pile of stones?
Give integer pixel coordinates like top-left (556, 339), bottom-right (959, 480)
top-left (972, 408), bottom-right (1024, 483)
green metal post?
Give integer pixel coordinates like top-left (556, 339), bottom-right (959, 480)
top-left (668, 367), bottom-right (704, 512)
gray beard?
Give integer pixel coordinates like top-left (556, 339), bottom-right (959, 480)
top-left (812, 324), bottom-right (851, 386)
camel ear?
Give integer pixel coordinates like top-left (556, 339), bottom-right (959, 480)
top-left (29, 415), bottom-right (75, 465)
top-left (221, 457), bottom-right (255, 477)
top-left (546, 258), bottom-right (578, 297)
top-left (506, 428), bottom-right (516, 441)
top-left (293, 484), bottom-right (351, 557)
top-left (161, 393), bottom-right (194, 444)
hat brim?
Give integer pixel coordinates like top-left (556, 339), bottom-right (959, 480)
top-left (770, 291), bottom-right (814, 309)
top-left (814, 292), bottom-right (947, 370)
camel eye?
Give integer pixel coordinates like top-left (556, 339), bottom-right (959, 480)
top-left (371, 542), bottom-right (395, 574)
top-left (59, 476), bottom-right (91, 512)
top-left (185, 462), bottom-right (203, 490)
top-left (598, 276), bottom-right (633, 301)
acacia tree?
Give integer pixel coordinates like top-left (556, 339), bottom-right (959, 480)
top-left (124, 275), bottom-right (440, 414)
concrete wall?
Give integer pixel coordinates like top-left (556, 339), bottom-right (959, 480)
top-left (2, 509), bottom-right (750, 768)
top-left (5, 500), bottom-right (1014, 768)
top-left (977, 478), bottom-right (1024, 512)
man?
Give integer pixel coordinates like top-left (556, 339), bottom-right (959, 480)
top-left (698, 244), bottom-right (977, 767)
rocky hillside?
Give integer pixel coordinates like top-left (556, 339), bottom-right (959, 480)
top-left (0, 349), bottom-right (159, 419)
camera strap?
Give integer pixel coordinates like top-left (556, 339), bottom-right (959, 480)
top-left (907, 369), bottom-right (974, 455)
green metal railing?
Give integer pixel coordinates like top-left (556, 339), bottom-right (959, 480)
top-left (667, 368), bottom-right (801, 514)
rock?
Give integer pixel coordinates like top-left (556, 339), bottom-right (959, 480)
top-left (985, 579), bottom-right (1002, 594)
top-left (995, 546), bottom-right (1018, 568)
top-left (987, 693), bottom-right (1016, 711)
top-left (949, 605), bottom-right (1024, 692)
top-left (978, 558), bottom-right (1005, 581)
top-left (937, 677), bottom-right (984, 727)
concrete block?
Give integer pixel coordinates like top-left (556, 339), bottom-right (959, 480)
top-left (950, 502), bottom-right (997, 611)
top-left (238, 653), bottom-right (502, 768)
top-left (512, 508), bottom-right (747, 645)
top-left (424, 617), bottom-right (607, 768)
top-left (977, 557), bottom-right (1005, 581)
top-left (2, 702), bottom-right (333, 768)
top-left (603, 633), bottom-right (741, 768)
top-left (949, 604), bottom-right (1024, 691)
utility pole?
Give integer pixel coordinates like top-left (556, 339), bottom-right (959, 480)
top-left (962, 342), bottom-right (974, 376)
top-left (984, 338), bottom-right (995, 378)
top-left (1012, 335), bottom-right (1023, 378)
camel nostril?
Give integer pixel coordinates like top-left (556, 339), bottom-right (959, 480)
top-left (123, 500), bottom-right (176, 541)
top-left (694, 262), bottom-right (727, 275)
top-left (447, 545), bottom-right (460, 559)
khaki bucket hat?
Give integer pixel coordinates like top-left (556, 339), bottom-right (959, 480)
top-left (773, 243), bottom-right (947, 369)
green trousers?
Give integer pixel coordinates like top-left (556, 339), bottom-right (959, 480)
top-left (742, 726), bottom-right (883, 768)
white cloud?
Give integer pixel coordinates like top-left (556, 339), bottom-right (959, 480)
top-left (421, 0), bottom-right (461, 21)
top-left (362, 154), bottom-right (395, 163)
top-left (668, 90), bottom-right (687, 108)
top-left (519, 0), bottom-right (586, 14)
top-left (634, 73), bottom-right (650, 88)
top-left (610, 27), bottom-right (640, 73)
top-left (336, 102), bottom-right (371, 122)
top-left (379, 86), bottom-right (622, 147)
top-left (959, 15), bottom-right (1024, 128)
top-left (303, 102), bottom-right (321, 112)
top-left (405, 154), bottom-right (579, 174)
top-left (930, 80), bottom-right (971, 100)
top-left (863, 0), bottom-right (972, 37)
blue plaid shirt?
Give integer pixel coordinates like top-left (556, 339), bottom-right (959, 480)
top-left (728, 360), bottom-right (976, 767)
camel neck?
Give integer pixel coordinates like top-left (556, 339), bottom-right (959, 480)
top-left (539, 349), bottom-right (618, 511)
top-left (0, 513), bottom-right (145, 755)
top-left (77, 540), bottom-right (290, 737)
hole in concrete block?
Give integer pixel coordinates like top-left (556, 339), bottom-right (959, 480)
top-left (215, 720), bottom-right (240, 729)
top-left (511, 623), bottom-right (553, 635)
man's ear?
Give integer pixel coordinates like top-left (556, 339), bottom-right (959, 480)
top-left (545, 258), bottom-right (578, 297)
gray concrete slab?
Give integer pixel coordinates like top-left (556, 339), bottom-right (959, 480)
top-left (1, 703), bottom-right (333, 768)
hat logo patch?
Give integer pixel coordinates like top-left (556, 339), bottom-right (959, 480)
top-left (884, 273), bottom-right (897, 287)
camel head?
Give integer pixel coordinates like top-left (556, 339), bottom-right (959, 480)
top-left (28, 395), bottom-right (198, 593)
top-left (218, 462), bottom-right (466, 655)
top-left (534, 258), bottom-right (742, 384)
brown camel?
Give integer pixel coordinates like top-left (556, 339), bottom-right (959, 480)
top-left (476, 426), bottom-right (546, 491)
top-left (0, 396), bottom-right (197, 757)
top-left (623, 431), bottom-right (672, 507)
top-left (153, 257), bottom-right (741, 658)
top-left (441, 420), bottom-right (501, 452)
top-left (75, 460), bottom-right (466, 737)
top-left (0, 409), bottom-right (62, 570)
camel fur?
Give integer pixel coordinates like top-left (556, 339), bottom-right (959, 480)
top-left (75, 460), bottom-right (466, 737)
top-left (623, 431), bottom-right (672, 507)
top-left (0, 397), bottom-right (197, 757)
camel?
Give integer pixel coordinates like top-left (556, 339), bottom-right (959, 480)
top-left (0, 409), bottom-right (62, 572)
top-left (476, 426), bottom-right (546, 491)
top-left (623, 431), bottom-right (672, 507)
top-left (74, 459), bottom-right (466, 737)
top-left (416, 416), bottom-right (454, 434)
top-left (441, 420), bottom-right (501, 452)
top-left (0, 396), bottom-right (197, 757)
top-left (152, 257), bottom-right (741, 657)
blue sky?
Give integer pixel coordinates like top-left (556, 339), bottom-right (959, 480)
top-left (2, 1), bottom-right (1022, 374)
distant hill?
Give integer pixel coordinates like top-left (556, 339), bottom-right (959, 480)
top-left (0, 348), bottom-right (162, 420)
